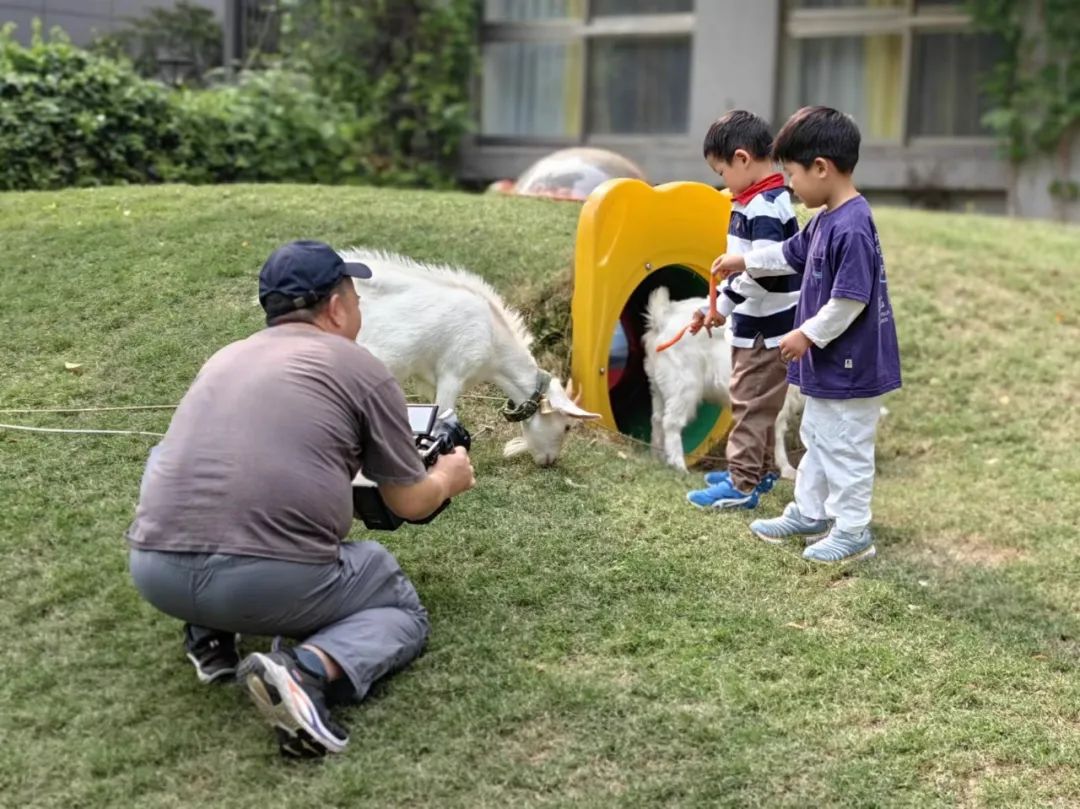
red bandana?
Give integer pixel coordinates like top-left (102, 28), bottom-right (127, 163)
top-left (732, 172), bottom-right (787, 206)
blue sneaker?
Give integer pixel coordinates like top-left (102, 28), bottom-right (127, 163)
top-left (803, 527), bottom-right (876, 564)
top-left (748, 502), bottom-right (831, 545)
top-left (756, 471), bottom-right (780, 494)
top-left (687, 478), bottom-right (759, 510)
top-left (703, 469), bottom-right (731, 487)
top-left (703, 470), bottom-right (780, 495)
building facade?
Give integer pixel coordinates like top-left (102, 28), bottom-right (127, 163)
top-left (463, 0), bottom-right (1052, 217)
top-left (0, 1), bottom-right (223, 45)
top-left (5, 1), bottom-right (1073, 219)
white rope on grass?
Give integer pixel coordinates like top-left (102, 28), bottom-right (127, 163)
top-left (0, 404), bottom-right (724, 462)
top-left (0, 394), bottom-right (508, 414)
top-left (0, 404), bottom-right (178, 414)
top-left (0, 423), bottom-right (164, 438)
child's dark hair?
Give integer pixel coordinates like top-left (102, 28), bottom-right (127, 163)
top-left (702, 110), bottom-right (773, 162)
top-left (772, 106), bottom-right (861, 174)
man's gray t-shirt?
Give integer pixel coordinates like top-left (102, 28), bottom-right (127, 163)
top-left (127, 323), bottom-right (427, 564)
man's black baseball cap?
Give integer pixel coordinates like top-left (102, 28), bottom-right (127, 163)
top-left (259, 240), bottom-right (372, 319)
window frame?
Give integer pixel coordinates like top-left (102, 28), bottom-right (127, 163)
top-left (780, 0), bottom-right (997, 146)
top-left (478, 3), bottom-right (696, 144)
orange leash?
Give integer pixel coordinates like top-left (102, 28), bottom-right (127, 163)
top-left (655, 272), bottom-right (719, 353)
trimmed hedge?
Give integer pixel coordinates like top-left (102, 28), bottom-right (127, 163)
top-left (162, 70), bottom-right (356, 185)
top-left (0, 28), bottom-right (360, 190)
top-left (0, 26), bottom-right (177, 190)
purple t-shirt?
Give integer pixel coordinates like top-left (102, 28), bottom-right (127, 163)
top-left (781, 196), bottom-right (901, 399)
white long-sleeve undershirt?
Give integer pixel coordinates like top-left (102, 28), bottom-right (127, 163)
top-left (799, 297), bottom-right (865, 348)
top-left (737, 244), bottom-right (866, 347)
top-left (741, 242), bottom-right (793, 276)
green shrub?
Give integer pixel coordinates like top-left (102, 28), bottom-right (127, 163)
top-left (0, 27), bottom-right (359, 189)
top-left (0, 1), bottom-right (483, 191)
top-left (0, 23), bottom-right (177, 190)
top-left (163, 69), bottom-right (356, 184)
top-left (279, 0), bottom-right (479, 187)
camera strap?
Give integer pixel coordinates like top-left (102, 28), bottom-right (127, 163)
top-left (502, 370), bottom-right (552, 422)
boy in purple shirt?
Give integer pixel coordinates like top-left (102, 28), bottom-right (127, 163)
top-left (715, 106), bottom-right (901, 563)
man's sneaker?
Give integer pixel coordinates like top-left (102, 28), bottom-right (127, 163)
top-left (183, 625), bottom-right (240, 684)
top-left (748, 502), bottom-right (831, 545)
top-left (703, 469), bottom-right (780, 495)
top-left (803, 526), bottom-right (876, 564)
top-left (687, 479), bottom-right (760, 510)
top-left (238, 649), bottom-right (349, 758)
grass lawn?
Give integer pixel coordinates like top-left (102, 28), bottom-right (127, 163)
top-left (1, 183), bottom-right (1079, 808)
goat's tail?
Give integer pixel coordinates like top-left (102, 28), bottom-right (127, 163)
top-left (644, 286), bottom-right (672, 332)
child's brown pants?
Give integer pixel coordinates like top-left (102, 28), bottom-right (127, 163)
top-left (726, 335), bottom-right (790, 494)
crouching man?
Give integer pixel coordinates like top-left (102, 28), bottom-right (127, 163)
top-left (126, 240), bottom-right (475, 758)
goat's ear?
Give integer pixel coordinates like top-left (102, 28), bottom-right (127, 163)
top-left (503, 437), bottom-right (529, 457)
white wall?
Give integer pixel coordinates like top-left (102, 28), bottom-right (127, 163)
top-left (1013, 136), bottom-right (1080, 222)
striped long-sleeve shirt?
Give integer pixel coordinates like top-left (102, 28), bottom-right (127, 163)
top-left (718, 178), bottom-right (799, 349)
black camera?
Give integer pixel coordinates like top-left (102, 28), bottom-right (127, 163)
top-left (352, 405), bottom-right (471, 531)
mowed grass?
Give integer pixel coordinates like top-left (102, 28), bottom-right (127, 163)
top-left (1, 183), bottom-right (1079, 808)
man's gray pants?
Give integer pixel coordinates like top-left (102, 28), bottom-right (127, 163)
top-left (129, 541), bottom-right (429, 702)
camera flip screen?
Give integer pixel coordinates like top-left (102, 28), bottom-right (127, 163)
top-left (407, 404), bottom-right (439, 435)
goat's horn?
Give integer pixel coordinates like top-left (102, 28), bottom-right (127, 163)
top-left (566, 378), bottom-right (581, 405)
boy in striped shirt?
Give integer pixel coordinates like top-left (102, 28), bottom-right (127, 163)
top-left (687, 110), bottom-right (799, 510)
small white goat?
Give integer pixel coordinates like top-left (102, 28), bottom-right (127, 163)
top-left (341, 248), bottom-right (599, 466)
top-left (642, 286), bottom-right (805, 476)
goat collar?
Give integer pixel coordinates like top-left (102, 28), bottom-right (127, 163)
top-left (502, 370), bottom-right (552, 422)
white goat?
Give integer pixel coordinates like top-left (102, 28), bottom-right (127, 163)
top-left (642, 286), bottom-right (805, 476)
top-left (340, 248), bottom-right (599, 466)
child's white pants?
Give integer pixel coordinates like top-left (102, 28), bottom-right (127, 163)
top-left (794, 395), bottom-right (883, 533)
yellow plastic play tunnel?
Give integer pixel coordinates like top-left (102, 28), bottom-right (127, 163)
top-left (571, 179), bottom-right (733, 463)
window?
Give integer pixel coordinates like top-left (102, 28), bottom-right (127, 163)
top-left (782, 0), bottom-right (1001, 141)
top-left (592, 0), bottom-right (693, 13)
top-left (587, 36), bottom-right (691, 134)
top-left (908, 31), bottom-right (1004, 136)
top-left (483, 0), bottom-right (583, 22)
top-left (480, 0), bottom-right (693, 139)
top-left (482, 41), bottom-right (584, 137)
top-left (788, 0), bottom-right (904, 8)
top-left (783, 34), bottom-right (904, 140)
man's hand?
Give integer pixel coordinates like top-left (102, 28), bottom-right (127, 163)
top-left (778, 329), bottom-right (813, 363)
top-left (430, 446), bottom-right (475, 498)
top-left (710, 253), bottom-right (745, 279)
top-left (379, 447), bottom-right (475, 521)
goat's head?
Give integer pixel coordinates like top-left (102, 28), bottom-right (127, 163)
top-left (503, 377), bottom-right (599, 466)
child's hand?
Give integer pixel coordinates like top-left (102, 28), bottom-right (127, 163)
top-left (688, 309), bottom-right (706, 335)
top-left (689, 309), bottom-right (726, 337)
top-left (710, 253), bottom-right (745, 279)
top-left (704, 311), bottom-right (726, 330)
top-left (778, 329), bottom-right (813, 363)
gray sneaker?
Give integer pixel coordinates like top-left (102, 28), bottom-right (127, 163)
top-left (803, 526), bottom-right (876, 563)
top-left (238, 650), bottom-right (349, 758)
top-left (748, 502), bottom-right (831, 545)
